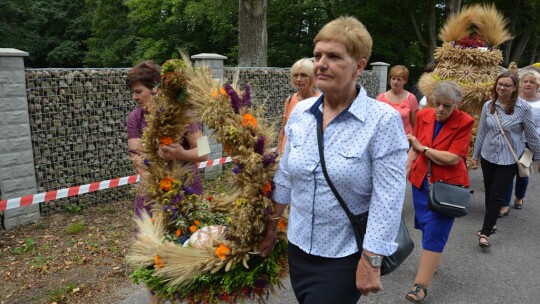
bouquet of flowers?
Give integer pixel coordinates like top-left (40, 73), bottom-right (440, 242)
top-left (128, 54), bottom-right (288, 303)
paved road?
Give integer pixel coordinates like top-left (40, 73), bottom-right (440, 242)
top-left (119, 169), bottom-right (540, 303)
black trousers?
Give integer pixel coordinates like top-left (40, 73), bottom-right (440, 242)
top-left (480, 157), bottom-right (517, 236)
top-left (288, 242), bottom-right (361, 304)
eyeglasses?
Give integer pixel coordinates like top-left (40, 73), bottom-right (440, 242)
top-left (497, 83), bottom-right (514, 88)
top-left (433, 101), bottom-right (454, 110)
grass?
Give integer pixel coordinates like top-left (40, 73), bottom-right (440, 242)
top-left (65, 221), bottom-right (85, 235)
top-left (11, 238), bottom-right (36, 255)
top-left (46, 282), bottom-right (78, 303)
top-left (66, 204), bottom-right (82, 214)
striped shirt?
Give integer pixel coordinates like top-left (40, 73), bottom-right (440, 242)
top-left (473, 98), bottom-right (540, 165)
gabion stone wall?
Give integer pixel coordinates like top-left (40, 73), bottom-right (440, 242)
top-left (26, 69), bottom-right (135, 215)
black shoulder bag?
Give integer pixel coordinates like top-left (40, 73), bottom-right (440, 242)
top-left (316, 115), bottom-right (413, 276)
top-left (427, 160), bottom-right (470, 218)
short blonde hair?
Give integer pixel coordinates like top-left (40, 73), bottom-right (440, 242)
top-left (290, 58), bottom-right (316, 89)
top-left (388, 65), bottom-right (410, 83)
top-left (520, 70), bottom-right (540, 86)
top-left (313, 16), bottom-right (372, 62)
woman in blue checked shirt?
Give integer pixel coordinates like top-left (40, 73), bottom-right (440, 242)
top-left (258, 16), bottom-right (408, 304)
top-left (472, 71), bottom-right (540, 248)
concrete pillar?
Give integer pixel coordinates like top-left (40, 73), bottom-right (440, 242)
top-left (0, 48), bottom-right (40, 229)
top-left (370, 62), bottom-right (390, 95)
top-left (191, 53), bottom-right (227, 178)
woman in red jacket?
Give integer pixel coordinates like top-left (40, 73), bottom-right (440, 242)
top-left (405, 81), bottom-right (474, 303)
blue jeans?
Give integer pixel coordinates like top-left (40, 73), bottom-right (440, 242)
top-left (502, 175), bottom-right (528, 206)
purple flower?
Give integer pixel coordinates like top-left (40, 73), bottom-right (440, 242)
top-left (182, 185), bottom-right (196, 195)
top-left (232, 163), bottom-right (244, 175)
top-left (143, 159), bottom-right (150, 167)
top-left (241, 84), bottom-right (252, 107)
top-left (254, 136), bottom-right (265, 155)
top-left (223, 83), bottom-right (241, 114)
top-left (171, 194), bottom-right (184, 204)
top-left (262, 152), bottom-right (277, 167)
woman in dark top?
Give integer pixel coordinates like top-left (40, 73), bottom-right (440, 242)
top-left (126, 60), bottom-right (207, 217)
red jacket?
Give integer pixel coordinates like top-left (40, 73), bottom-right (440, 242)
top-left (409, 108), bottom-right (474, 188)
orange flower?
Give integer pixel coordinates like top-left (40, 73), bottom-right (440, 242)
top-left (159, 136), bottom-right (174, 146)
top-left (207, 195), bottom-right (214, 202)
top-left (241, 113), bottom-right (257, 128)
top-left (150, 218), bottom-right (155, 223)
top-left (261, 182), bottom-right (272, 196)
top-left (193, 220), bottom-right (200, 226)
top-left (154, 255), bottom-right (164, 268)
top-left (211, 87), bottom-right (228, 99)
top-left (175, 229), bottom-right (182, 237)
top-left (159, 177), bottom-right (174, 192)
top-left (215, 244), bottom-right (230, 260)
top-left (277, 218), bottom-right (287, 231)
top-left (189, 225), bottom-right (198, 233)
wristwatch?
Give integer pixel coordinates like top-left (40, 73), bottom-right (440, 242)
top-left (422, 146), bottom-right (429, 155)
top-left (362, 251), bottom-right (383, 267)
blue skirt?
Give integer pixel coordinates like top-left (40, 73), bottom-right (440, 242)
top-left (412, 178), bottom-right (455, 253)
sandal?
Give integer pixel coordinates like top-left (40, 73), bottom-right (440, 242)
top-left (514, 198), bottom-right (524, 209)
top-left (479, 235), bottom-right (490, 248)
top-left (406, 284), bottom-right (428, 303)
top-left (477, 226), bottom-right (496, 236)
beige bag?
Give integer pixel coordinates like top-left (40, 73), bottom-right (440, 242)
top-left (494, 112), bottom-right (533, 177)
top-left (517, 148), bottom-right (533, 177)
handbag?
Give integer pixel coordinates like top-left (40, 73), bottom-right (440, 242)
top-left (316, 115), bottom-right (413, 276)
top-left (427, 161), bottom-right (470, 218)
top-left (494, 111), bottom-right (533, 177)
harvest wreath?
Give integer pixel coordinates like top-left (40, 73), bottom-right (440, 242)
top-left (127, 55), bottom-right (288, 303)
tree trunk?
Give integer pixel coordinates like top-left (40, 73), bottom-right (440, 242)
top-left (238, 0), bottom-right (268, 67)
top-left (401, 0), bottom-right (436, 63)
top-left (427, 0), bottom-right (437, 63)
top-left (445, 0), bottom-right (461, 15)
top-left (502, 0), bottom-right (523, 66)
top-left (510, 24), bottom-right (532, 64)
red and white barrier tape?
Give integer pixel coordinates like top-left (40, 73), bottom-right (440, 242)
top-left (0, 152), bottom-right (251, 211)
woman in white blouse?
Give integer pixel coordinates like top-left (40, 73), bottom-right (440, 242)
top-left (472, 71), bottom-right (540, 248)
top-left (258, 16), bottom-right (408, 303)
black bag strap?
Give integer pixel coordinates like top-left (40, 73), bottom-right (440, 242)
top-left (315, 113), bottom-right (355, 222)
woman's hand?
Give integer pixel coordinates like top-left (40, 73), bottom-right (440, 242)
top-left (157, 143), bottom-right (185, 160)
top-left (470, 159), bottom-right (479, 169)
top-left (406, 134), bottom-right (423, 153)
top-left (258, 220), bottom-right (277, 257)
top-left (356, 254), bottom-right (382, 296)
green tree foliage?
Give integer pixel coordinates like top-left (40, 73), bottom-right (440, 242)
top-left (0, 0), bottom-right (90, 67)
top-left (1, 0), bottom-right (538, 68)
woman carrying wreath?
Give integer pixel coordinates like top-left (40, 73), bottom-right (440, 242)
top-left (259, 16), bottom-right (408, 303)
top-left (126, 60), bottom-right (207, 216)
top-left (405, 81), bottom-right (474, 303)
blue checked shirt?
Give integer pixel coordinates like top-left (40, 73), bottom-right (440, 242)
top-left (473, 98), bottom-right (540, 164)
top-left (273, 86), bottom-right (408, 257)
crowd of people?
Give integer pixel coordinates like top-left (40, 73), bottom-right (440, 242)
top-left (126, 15), bottom-right (540, 304)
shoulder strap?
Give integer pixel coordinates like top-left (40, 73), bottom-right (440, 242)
top-left (316, 113), bottom-right (355, 221)
top-left (494, 110), bottom-right (520, 162)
